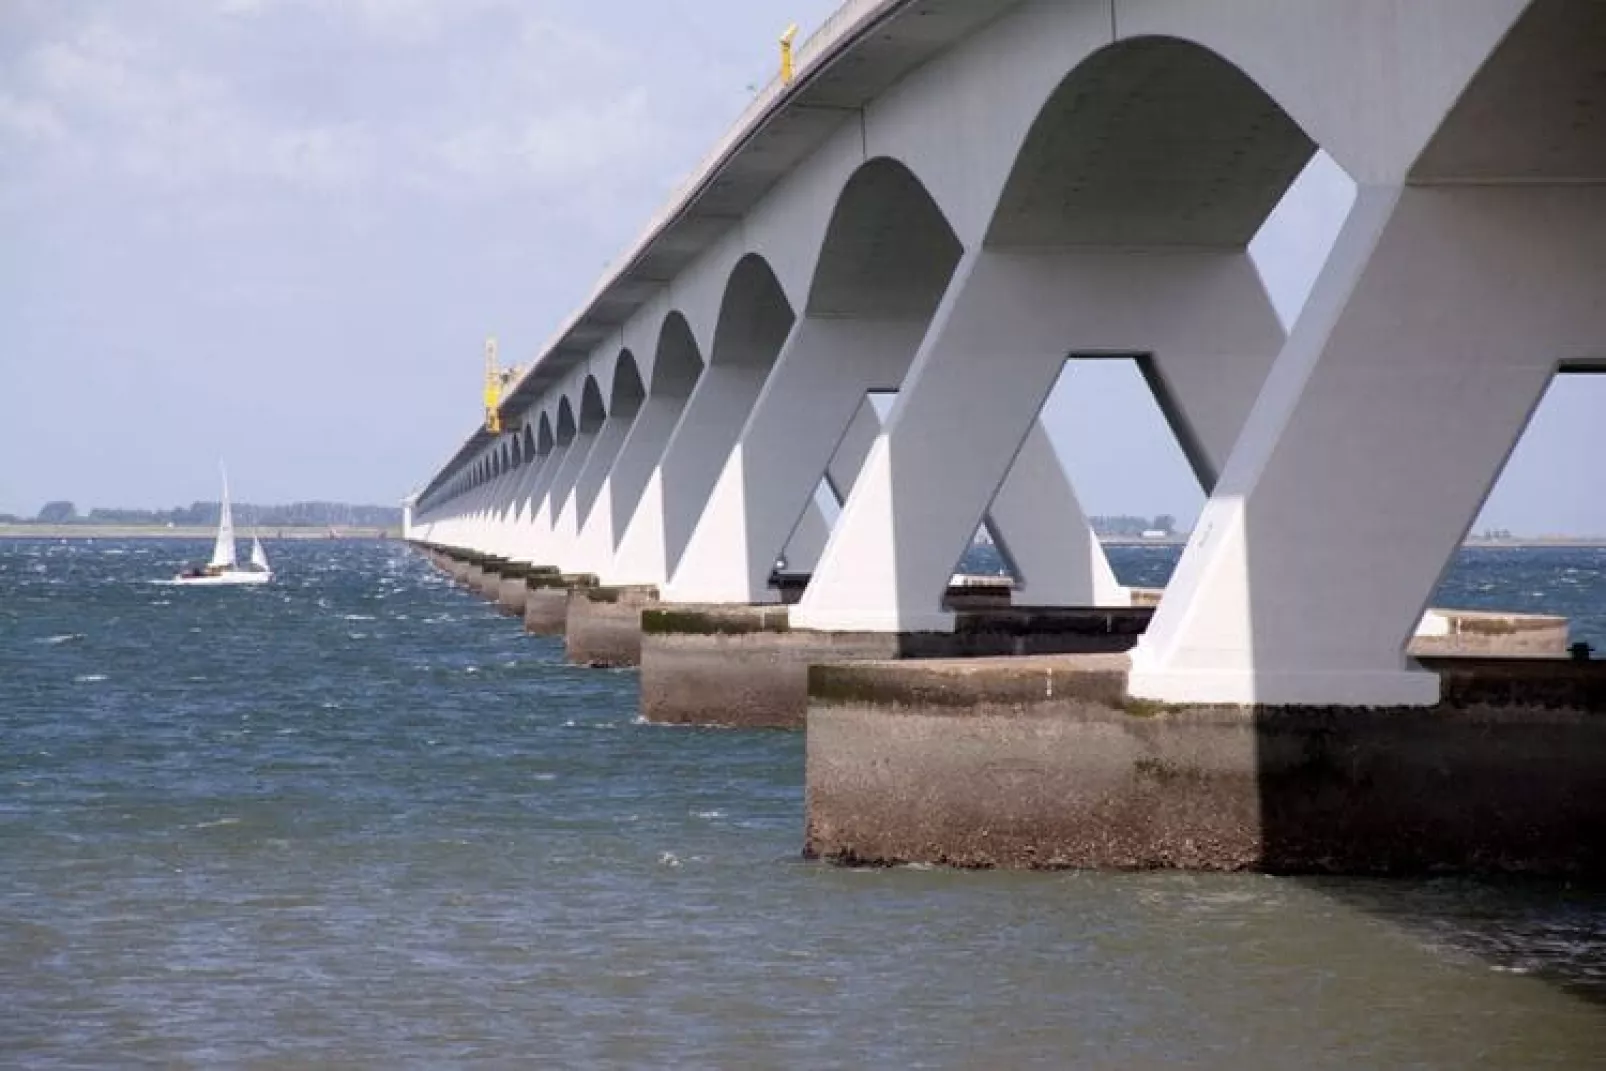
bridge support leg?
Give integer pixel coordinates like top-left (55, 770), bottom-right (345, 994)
top-left (661, 317), bottom-right (926, 603)
top-left (493, 454), bottom-right (547, 562)
top-left (508, 441), bottom-right (570, 565)
top-left (663, 312), bottom-right (1123, 606)
top-left (782, 397), bottom-right (886, 576)
top-left (1130, 184), bottom-right (1606, 707)
top-left (987, 418), bottom-right (1126, 606)
top-left (549, 427), bottom-right (603, 574)
top-left (587, 392), bottom-right (689, 585)
top-left (791, 247), bottom-right (1284, 632)
top-left (460, 471), bottom-right (501, 554)
top-left (609, 357), bottom-right (779, 586)
top-left (567, 411), bottom-right (639, 573)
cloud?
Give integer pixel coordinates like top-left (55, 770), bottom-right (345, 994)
top-left (0, 2), bottom-right (691, 221)
top-left (0, 92), bottom-right (65, 142)
top-left (3, 16), bottom-right (372, 192)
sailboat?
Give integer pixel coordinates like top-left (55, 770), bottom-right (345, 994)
top-left (173, 466), bottom-right (273, 586)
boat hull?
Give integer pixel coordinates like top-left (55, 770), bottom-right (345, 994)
top-left (171, 571), bottom-right (272, 587)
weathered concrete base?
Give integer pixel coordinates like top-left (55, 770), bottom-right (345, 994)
top-left (804, 653), bottom-right (1606, 875)
top-left (470, 559), bottom-right (508, 603)
top-left (1412, 608), bottom-right (1570, 657)
top-left (566, 585), bottom-right (659, 667)
top-left (441, 555), bottom-right (472, 584)
top-left (491, 563), bottom-right (554, 617)
top-left (637, 589), bottom-right (1568, 730)
top-left (640, 605), bottom-right (1151, 729)
top-left (523, 574), bottom-right (598, 636)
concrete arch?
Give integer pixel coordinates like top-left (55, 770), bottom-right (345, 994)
top-left (963, 33), bottom-right (1311, 489)
top-left (579, 375), bottom-right (606, 433)
top-left (709, 253), bottom-right (795, 368)
top-left (610, 350), bottom-right (645, 419)
top-left (603, 316), bottom-right (707, 563)
top-left (651, 252), bottom-right (797, 577)
top-left (554, 397), bottom-right (577, 447)
top-left (565, 353), bottom-right (652, 560)
top-left (1113, 0), bottom-right (1529, 185)
top-left (536, 412), bottom-right (554, 456)
top-left (650, 313), bottom-right (703, 397)
top-left (521, 423), bottom-right (536, 464)
top-left (808, 157), bottom-right (963, 321)
top-left (662, 155), bottom-right (965, 603)
top-left (1411, 0), bottom-right (1606, 184)
top-left (986, 36), bottom-right (1313, 250)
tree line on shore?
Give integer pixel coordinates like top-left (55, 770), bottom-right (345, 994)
top-left (5, 501), bottom-right (402, 528)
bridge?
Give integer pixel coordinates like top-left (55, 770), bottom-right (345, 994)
top-left (407, 0), bottom-right (1606, 873)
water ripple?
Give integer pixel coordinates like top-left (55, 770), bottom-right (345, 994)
top-left (1, 537), bottom-right (1602, 1068)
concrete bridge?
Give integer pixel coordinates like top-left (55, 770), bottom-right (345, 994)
top-left (407, 0), bottom-right (1606, 873)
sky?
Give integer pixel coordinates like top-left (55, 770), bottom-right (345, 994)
top-left (2, 1), bottom-right (1601, 533)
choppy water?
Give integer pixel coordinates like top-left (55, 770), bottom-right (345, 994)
top-left (3, 538), bottom-right (1604, 1068)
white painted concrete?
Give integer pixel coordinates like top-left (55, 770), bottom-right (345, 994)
top-left (792, 247), bottom-right (1284, 632)
top-left (585, 394), bottom-right (689, 583)
top-left (661, 316), bottom-right (924, 604)
top-left (987, 419), bottom-right (1125, 607)
top-left (662, 312), bottom-right (1124, 607)
top-left (411, 0), bottom-right (1604, 707)
top-left (1129, 183), bottom-right (1606, 706)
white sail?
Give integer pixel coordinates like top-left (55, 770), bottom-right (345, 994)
top-left (250, 536), bottom-right (270, 572)
top-left (209, 466), bottom-right (236, 568)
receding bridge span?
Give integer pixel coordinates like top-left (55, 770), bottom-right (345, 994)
top-left (408, 0), bottom-right (1606, 872)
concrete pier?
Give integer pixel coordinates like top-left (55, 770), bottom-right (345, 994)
top-left (523, 573), bottom-right (598, 636)
top-left (640, 604), bottom-right (1150, 729)
top-left (635, 597), bottom-right (1569, 730)
top-left (1411, 608), bottom-right (1570, 658)
top-left (804, 653), bottom-right (1606, 876)
top-left (471, 558), bottom-right (509, 603)
top-left (491, 562), bottom-right (558, 617)
top-left (460, 557), bottom-right (492, 591)
top-left (565, 585), bottom-right (660, 667)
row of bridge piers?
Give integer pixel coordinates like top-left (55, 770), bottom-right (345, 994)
top-left (416, 541), bottom-right (1606, 876)
top-left (404, 0), bottom-right (1606, 875)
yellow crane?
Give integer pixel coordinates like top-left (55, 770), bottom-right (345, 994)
top-left (779, 24), bottom-right (799, 84)
top-left (483, 337), bottom-right (502, 434)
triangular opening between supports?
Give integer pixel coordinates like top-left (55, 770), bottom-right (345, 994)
top-left (1431, 367), bottom-right (1606, 653)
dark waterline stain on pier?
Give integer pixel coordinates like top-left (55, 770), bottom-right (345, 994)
top-left (2, 539), bottom-right (1603, 1066)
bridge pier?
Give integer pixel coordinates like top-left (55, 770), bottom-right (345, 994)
top-left (663, 310), bottom-right (1125, 609)
top-left (791, 247), bottom-right (1282, 633)
top-left (805, 652), bottom-right (1606, 875)
top-left (641, 602), bottom-right (1149, 729)
top-left (1130, 184), bottom-right (1606, 707)
top-left (523, 572), bottom-right (597, 636)
top-left (565, 584), bottom-right (661, 668)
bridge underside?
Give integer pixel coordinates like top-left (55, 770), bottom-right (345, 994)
top-left (404, 0), bottom-right (1606, 871)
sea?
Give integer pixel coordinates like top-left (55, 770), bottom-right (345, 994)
top-left (3, 538), bottom-right (1604, 1068)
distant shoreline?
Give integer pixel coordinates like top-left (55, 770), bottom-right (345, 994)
top-left (0, 525), bottom-right (401, 540)
top-left (4, 527), bottom-right (1600, 549)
